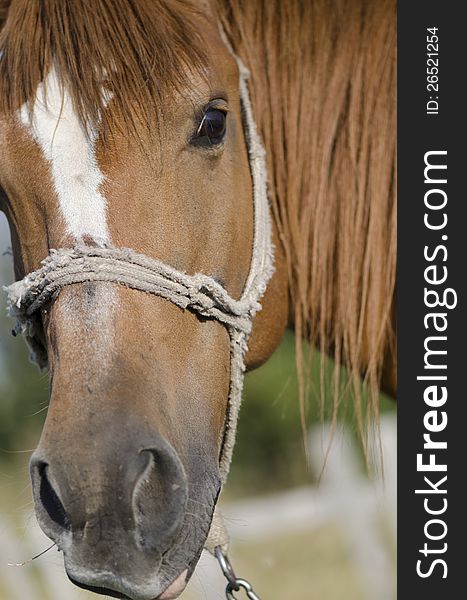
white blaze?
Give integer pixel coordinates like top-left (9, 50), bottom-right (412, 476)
top-left (19, 69), bottom-right (117, 358)
top-left (19, 68), bottom-right (110, 245)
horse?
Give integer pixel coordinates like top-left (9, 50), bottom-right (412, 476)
top-left (0, 1), bottom-right (396, 599)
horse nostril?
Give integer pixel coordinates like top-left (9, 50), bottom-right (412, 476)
top-left (30, 437), bottom-right (187, 559)
top-left (133, 445), bottom-right (187, 553)
top-left (33, 461), bottom-right (70, 531)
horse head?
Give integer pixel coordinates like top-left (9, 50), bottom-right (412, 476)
top-left (0, 1), bottom-right (289, 598)
top-left (1, 0), bottom-right (398, 597)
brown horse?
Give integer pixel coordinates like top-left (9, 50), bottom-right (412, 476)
top-left (0, 1), bottom-right (395, 599)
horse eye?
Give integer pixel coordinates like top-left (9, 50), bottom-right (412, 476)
top-left (194, 108), bottom-right (227, 146)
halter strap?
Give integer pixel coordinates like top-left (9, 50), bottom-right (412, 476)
top-left (4, 56), bottom-right (273, 553)
top-left (7, 246), bottom-right (256, 336)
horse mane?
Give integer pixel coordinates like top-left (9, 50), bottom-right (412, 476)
top-left (0, 0), bottom-right (396, 442)
top-left (0, 0), bottom-right (206, 136)
top-left (214, 0), bottom-right (396, 440)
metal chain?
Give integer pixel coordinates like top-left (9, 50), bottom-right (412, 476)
top-left (215, 546), bottom-right (262, 600)
top-left (226, 578), bottom-right (261, 600)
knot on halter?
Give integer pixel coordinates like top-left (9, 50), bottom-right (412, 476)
top-left (4, 49), bottom-right (274, 553)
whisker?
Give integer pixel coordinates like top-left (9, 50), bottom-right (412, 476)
top-left (28, 405), bottom-right (49, 417)
top-left (8, 543), bottom-right (56, 567)
top-left (14, 500), bottom-right (35, 511)
top-left (0, 447), bottom-right (36, 454)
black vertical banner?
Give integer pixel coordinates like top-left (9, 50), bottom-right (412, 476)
top-left (398, 3), bottom-right (467, 598)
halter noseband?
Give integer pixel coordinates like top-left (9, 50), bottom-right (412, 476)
top-left (4, 59), bottom-right (274, 551)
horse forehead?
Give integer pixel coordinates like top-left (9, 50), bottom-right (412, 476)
top-left (19, 68), bottom-right (111, 247)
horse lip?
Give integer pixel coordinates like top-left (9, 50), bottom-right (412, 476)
top-left (65, 564), bottom-right (164, 600)
top-left (156, 569), bottom-right (188, 599)
top-left (68, 575), bottom-right (132, 599)
top-left (63, 538), bottom-right (204, 600)
top-left (67, 567), bottom-right (189, 600)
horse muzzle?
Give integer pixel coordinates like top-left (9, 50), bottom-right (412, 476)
top-left (29, 433), bottom-right (200, 600)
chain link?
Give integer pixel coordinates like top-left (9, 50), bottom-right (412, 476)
top-left (226, 578), bottom-right (261, 600)
top-left (215, 546), bottom-right (262, 600)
